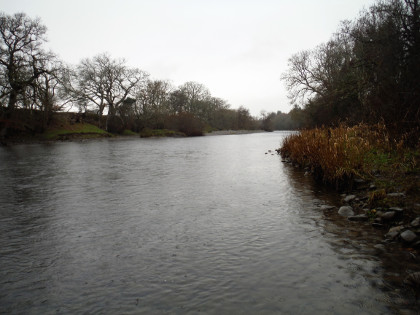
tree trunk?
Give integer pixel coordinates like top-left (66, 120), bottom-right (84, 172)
top-left (7, 89), bottom-right (18, 112)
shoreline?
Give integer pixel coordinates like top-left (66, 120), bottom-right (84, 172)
top-left (205, 130), bottom-right (266, 136)
top-left (0, 129), bottom-right (269, 146)
top-left (278, 125), bottom-right (420, 294)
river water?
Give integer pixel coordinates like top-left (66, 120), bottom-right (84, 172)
top-left (0, 132), bottom-right (417, 314)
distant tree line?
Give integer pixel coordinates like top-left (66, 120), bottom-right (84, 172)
top-left (281, 0), bottom-right (419, 141)
top-left (0, 12), bottom-right (258, 137)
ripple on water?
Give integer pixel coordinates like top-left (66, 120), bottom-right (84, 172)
top-left (0, 133), bottom-right (417, 314)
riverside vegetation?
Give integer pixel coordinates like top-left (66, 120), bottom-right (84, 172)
top-left (278, 124), bottom-right (420, 292)
top-left (0, 12), bottom-right (276, 144)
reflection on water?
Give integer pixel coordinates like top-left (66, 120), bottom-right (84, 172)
top-left (0, 132), bottom-right (418, 314)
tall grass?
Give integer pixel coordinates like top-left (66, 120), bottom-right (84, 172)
top-left (279, 123), bottom-right (419, 189)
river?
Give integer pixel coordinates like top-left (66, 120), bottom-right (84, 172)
top-left (0, 132), bottom-right (417, 314)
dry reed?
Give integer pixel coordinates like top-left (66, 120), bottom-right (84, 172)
top-left (279, 123), bottom-right (416, 188)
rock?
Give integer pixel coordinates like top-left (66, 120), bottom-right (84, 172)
top-left (320, 205), bottom-right (335, 211)
top-left (388, 225), bottom-right (404, 234)
top-left (385, 226), bottom-right (403, 239)
top-left (410, 217), bottom-right (420, 228)
top-left (380, 211), bottom-right (396, 221)
top-left (387, 192), bottom-right (405, 198)
top-left (374, 217), bottom-right (382, 223)
top-left (348, 214), bottom-right (369, 222)
top-left (376, 211), bottom-right (384, 218)
top-left (385, 231), bottom-right (400, 239)
top-left (343, 195), bottom-right (356, 203)
top-left (389, 207), bottom-right (403, 213)
top-left (372, 223), bottom-right (384, 228)
top-left (400, 230), bottom-right (417, 243)
top-left (373, 244), bottom-right (386, 251)
top-left (338, 206), bottom-right (354, 217)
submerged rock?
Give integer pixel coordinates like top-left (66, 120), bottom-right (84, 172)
top-left (388, 225), bottom-right (404, 233)
top-left (374, 244), bottom-right (386, 251)
top-left (380, 211), bottom-right (396, 221)
top-left (320, 205), bottom-right (335, 211)
top-left (385, 231), bottom-right (400, 239)
top-left (338, 206), bottom-right (354, 217)
top-left (343, 195), bottom-right (356, 203)
top-left (385, 226), bottom-right (403, 239)
top-left (372, 223), bottom-right (384, 228)
top-left (410, 217), bottom-right (420, 228)
top-left (389, 207), bottom-right (403, 213)
top-left (387, 192), bottom-right (405, 198)
top-left (400, 230), bottom-right (417, 243)
top-left (348, 214), bottom-right (369, 222)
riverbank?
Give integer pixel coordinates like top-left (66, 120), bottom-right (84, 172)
top-left (0, 118), bottom-right (266, 146)
top-left (205, 130), bottom-right (266, 136)
top-left (278, 124), bottom-right (420, 291)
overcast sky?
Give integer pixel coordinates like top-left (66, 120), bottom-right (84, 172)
top-left (2, 0), bottom-right (376, 116)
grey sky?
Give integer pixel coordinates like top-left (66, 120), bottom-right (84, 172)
top-left (1, 0), bottom-right (376, 116)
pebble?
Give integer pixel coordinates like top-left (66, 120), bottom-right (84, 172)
top-left (400, 230), bottom-right (417, 243)
top-left (338, 206), bottom-right (354, 217)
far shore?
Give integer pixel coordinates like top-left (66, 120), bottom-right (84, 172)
top-left (0, 128), bottom-right (273, 146)
top-left (205, 130), bottom-right (267, 136)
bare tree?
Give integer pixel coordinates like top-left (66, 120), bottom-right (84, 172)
top-left (0, 12), bottom-right (53, 113)
top-left (179, 81), bottom-right (211, 114)
top-left (136, 80), bottom-right (173, 116)
top-left (75, 53), bottom-right (148, 131)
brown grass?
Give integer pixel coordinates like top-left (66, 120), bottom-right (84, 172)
top-left (279, 123), bottom-right (419, 189)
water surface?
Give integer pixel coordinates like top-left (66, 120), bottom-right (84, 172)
top-left (0, 132), bottom-right (416, 314)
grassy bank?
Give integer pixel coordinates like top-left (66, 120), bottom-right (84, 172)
top-left (278, 124), bottom-right (419, 196)
top-left (42, 123), bottom-right (111, 140)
